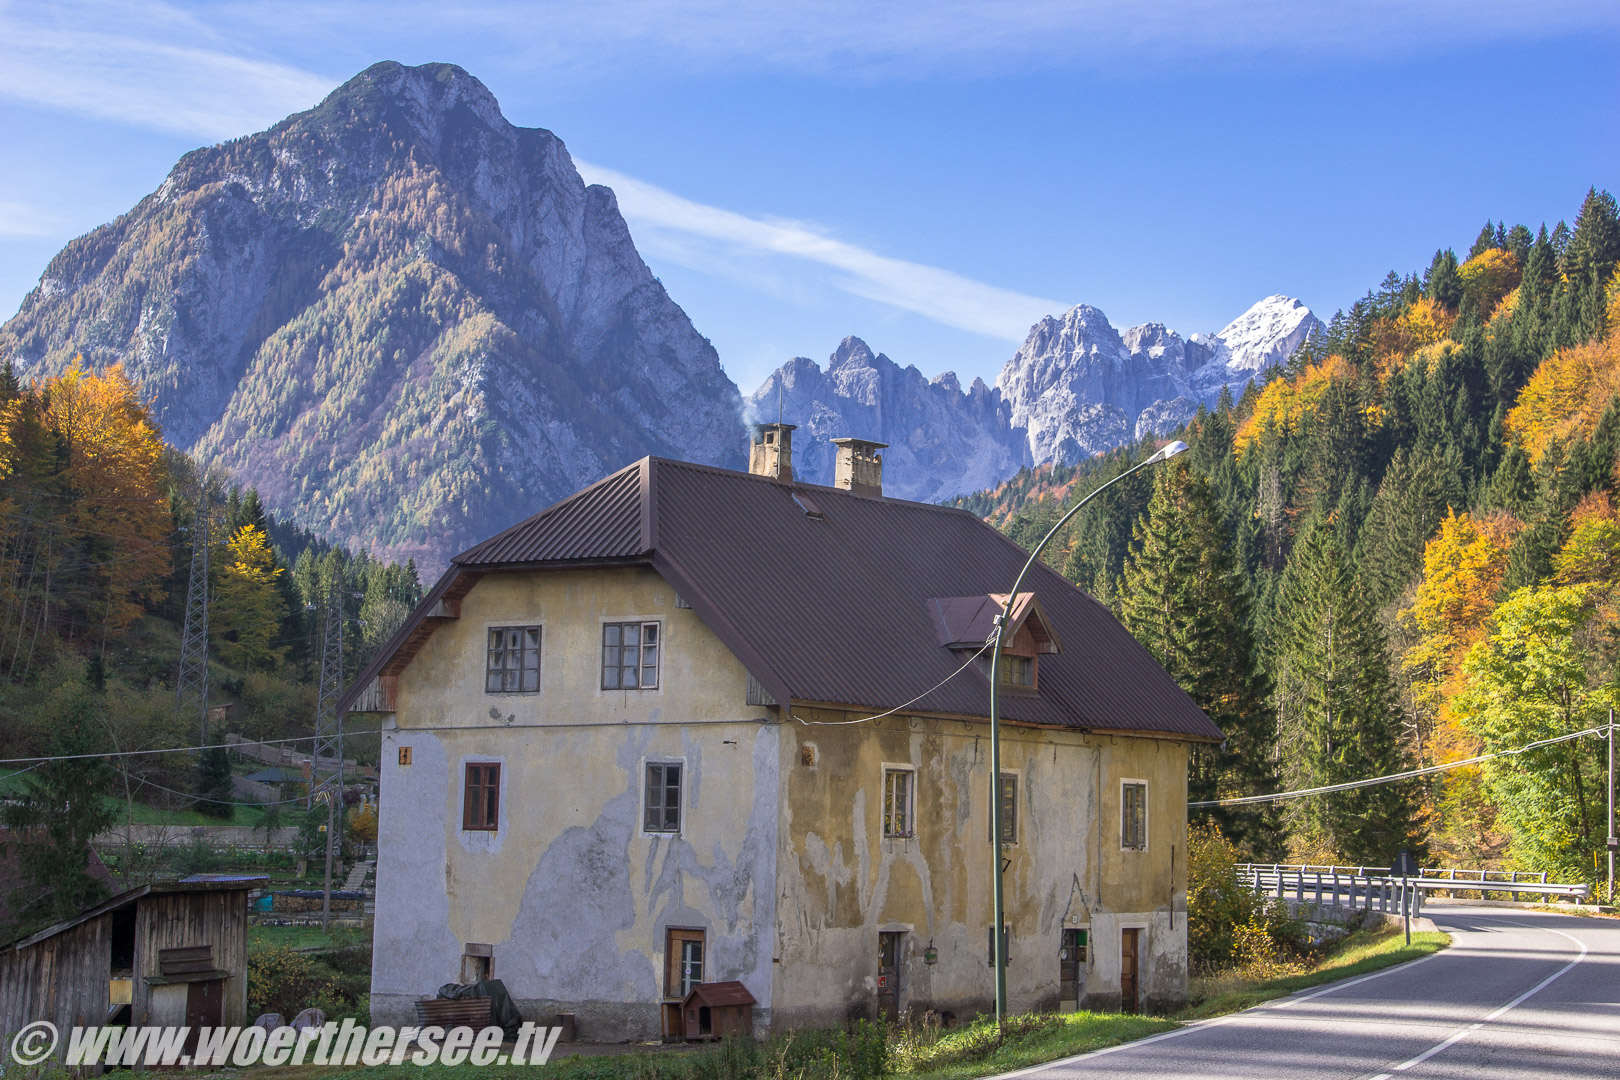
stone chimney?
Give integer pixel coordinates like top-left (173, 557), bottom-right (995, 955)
top-left (832, 438), bottom-right (887, 498)
top-left (749, 423), bottom-right (796, 482)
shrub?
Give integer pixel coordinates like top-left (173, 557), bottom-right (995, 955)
top-left (247, 944), bottom-right (343, 1019)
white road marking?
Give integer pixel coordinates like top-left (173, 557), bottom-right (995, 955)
top-left (981, 947), bottom-right (1450, 1080)
top-left (1366, 923), bottom-right (1589, 1080)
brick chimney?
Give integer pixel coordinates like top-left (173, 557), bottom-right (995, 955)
top-left (831, 438), bottom-right (887, 498)
top-left (749, 423), bottom-right (796, 482)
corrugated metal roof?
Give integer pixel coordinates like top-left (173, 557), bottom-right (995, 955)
top-left (344, 456), bottom-right (1222, 741)
top-left (456, 461), bottom-right (648, 565)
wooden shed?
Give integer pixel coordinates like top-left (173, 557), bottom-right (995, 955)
top-left (678, 981), bottom-right (756, 1041)
top-left (0, 875), bottom-right (262, 1068)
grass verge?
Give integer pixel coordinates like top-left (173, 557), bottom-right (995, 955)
top-left (212, 925), bottom-right (1446, 1080)
top-left (1181, 924), bottom-right (1450, 1020)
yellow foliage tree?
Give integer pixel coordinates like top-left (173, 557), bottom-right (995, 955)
top-left (1401, 509), bottom-right (1520, 714)
top-left (1233, 355), bottom-right (1354, 453)
top-left (211, 524), bottom-right (288, 669)
top-left (1553, 492), bottom-right (1620, 586)
top-left (1399, 508), bottom-right (1522, 865)
top-left (1504, 337), bottom-right (1620, 465)
top-left (1458, 248), bottom-right (1520, 314)
top-left (40, 361), bottom-right (171, 631)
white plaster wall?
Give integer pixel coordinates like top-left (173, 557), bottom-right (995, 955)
top-left (370, 567), bottom-right (779, 1038)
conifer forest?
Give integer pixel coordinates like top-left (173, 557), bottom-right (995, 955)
top-left (961, 187), bottom-right (1620, 882)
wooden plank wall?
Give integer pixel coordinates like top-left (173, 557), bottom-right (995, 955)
top-left (133, 892), bottom-right (249, 1027)
top-left (0, 915), bottom-right (111, 1065)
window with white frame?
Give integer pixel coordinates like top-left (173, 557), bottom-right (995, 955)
top-left (883, 767), bottom-right (914, 838)
top-left (603, 622), bottom-right (660, 689)
top-left (1121, 781), bottom-right (1148, 850)
top-left (486, 626), bottom-right (540, 693)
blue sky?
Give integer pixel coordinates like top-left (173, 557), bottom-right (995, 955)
top-left (0, 1), bottom-right (1616, 394)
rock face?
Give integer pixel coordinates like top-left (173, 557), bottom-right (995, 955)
top-left (745, 337), bottom-right (1029, 502)
top-left (0, 61), bottom-right (745, 568)
top-left (756, 296), bottom-right (1319, 500)
top-left (998, 295), bottom-right (1321, 466)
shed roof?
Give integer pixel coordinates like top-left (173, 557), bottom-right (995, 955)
top-left (340, 457), bottom-right (1222, 742)
top-left (682, 980), bottom-right (757, 1008)
top-left (0, 879), bottom-right (262, 953)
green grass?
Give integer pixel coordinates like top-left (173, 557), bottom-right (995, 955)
top-left (895, 1012), bottom-right (1178, 1080)
top-left (1180, 925), bottom-right (1451, 1020)
top-left (1, 766), bottom-right (278, 827)
top-left (249, 925), bottom-right (368, 951)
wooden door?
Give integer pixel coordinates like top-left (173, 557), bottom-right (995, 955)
top-left (877, 932), bottom-right (901, 1022)
top-left (1120, 929), bottom-right (1140, 1014)
top-left (183, 979), bottom-right (224, 1057)
top-left (662, 929), bottom-right (704, 1041)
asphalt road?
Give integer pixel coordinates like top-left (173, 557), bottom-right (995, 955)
top-left (1001, 906), bottom-right (1620, 1080)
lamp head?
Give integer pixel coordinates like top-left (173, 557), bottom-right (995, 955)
top-left (1146, 440), bottom-right (1190, 464)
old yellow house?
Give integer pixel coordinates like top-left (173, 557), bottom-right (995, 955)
top-left (342, 426), bottom-right (1222, 1039)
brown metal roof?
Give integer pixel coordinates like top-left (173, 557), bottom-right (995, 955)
top-left (340, 457), bottom-right (1221, 741)
top-left (682, 980), bottom-right (757, 1008)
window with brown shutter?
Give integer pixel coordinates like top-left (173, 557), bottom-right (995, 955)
top-left (1121, 781), bottom-right (1148, 850)
top-left (463, 763), bottom-right (501, 831)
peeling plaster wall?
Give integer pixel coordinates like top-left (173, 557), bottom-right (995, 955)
top-left (371, 568), bottom-right (779, 1040)
top-left (772, 713), bottom-right (1188, 1028)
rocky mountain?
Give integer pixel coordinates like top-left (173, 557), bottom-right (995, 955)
top-left (747, 337), bottom-right (1029, 502)
top-left (0, 61), bottom-right (745, 568)
top-left (1000, 295), bottom-right (1321, 463)
top-left (752, 295), bottom-right (1318, 495)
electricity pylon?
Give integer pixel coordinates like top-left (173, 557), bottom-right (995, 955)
top-left (175, 489), bottom-right (212, 743)
top-left (313, 577), bottom-right (346, 928)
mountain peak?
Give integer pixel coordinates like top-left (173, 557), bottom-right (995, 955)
top-left (305, 60), bottom-right (510, 142)
top-left (830, 335), bottom-right (879, 370)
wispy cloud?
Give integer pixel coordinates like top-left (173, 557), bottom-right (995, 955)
top-left (0, 0), bottom-right (335, 139)
top-left (0, 201), bottom-right (60, 238)
top-left (2, 0), bottom-right (1614, 139)
top-left (578, 161), bottom-right (1059, 342)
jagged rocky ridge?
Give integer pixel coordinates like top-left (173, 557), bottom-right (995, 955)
top-left (750, 296), bottom-right (1320, 495)
top-left (0, 61), bottom-right (745, 567)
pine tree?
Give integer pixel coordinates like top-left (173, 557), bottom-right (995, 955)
top-left (0, 672), bottom-right (117, 935)
top-left (1426, 249), bottom-right (1463, 309)
top-left (1356, 446), bottom-right (1461, 608)
top-left (1273, 515), bottom-right (1423, 863)
top-left (1120, 463), bottom-right (1282, 857)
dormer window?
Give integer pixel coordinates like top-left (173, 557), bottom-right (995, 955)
top-left (999, 655), bottom-right (1035, 687)
top-left (928, 592), bottom-right (1060, 694)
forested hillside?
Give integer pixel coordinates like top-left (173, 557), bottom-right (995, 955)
top-left (0, 359), bottom-right (420, 934)
top-left (966, 188), bottom-right (1620, 880)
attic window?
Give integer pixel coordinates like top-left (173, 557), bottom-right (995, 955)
top-left (792, 492), bottom-right (823, 518)
top-left (999, 655), bottom-right (1035, 688)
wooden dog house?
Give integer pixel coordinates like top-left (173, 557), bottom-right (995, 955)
top-left (678, 981), bottom-right (756, 1040)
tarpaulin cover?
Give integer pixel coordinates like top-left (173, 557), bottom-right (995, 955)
top-left (436, 979), bottom-right (522, 1040)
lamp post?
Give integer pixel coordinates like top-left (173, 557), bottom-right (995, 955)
top-left (987, 440), bottom-right (1188, 1025)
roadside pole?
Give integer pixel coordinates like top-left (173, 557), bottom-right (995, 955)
top-left (1608, 707), bottom-right (1615, 906)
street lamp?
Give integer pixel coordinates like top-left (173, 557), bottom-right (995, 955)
top-left (986, 440), bottom-right (1188, 1024)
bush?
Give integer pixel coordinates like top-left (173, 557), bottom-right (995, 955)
top-left (247, 944), bottom-right (343, 1019)
top-left (1187, 822), bottom-right (1307, 973)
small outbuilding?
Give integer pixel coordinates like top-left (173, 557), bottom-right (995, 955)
top-left (678, 981), bottom-right (756, 1041)
top-left (0, 875), bottom-right (263, 1068)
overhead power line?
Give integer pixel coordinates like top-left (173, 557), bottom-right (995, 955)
top-left (1190, 724), bottom-right (1611, 808)
top-left (0, 733), bottom-right (324, 767)
top-left (791, 636), bottom-right (996, 727)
